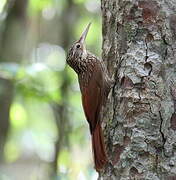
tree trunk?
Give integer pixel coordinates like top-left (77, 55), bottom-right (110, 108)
top-left (100, 0), bottom-right (176, 179)
top-left (0, 0), bottom-right (28, 159)
top-left (0, 77), bottom-right (14, 158)
top-left (50, 0), bottom-right (76, 176)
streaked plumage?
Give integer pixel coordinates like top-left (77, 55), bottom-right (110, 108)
top-left (67, 23), bottom-right (111, 171)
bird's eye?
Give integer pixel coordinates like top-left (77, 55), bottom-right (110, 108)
top-left (76, 44), bottom-right (80, 48)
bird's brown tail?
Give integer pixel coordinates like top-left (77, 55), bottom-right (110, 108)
top-left (92, 123), bottom-right (107, 171)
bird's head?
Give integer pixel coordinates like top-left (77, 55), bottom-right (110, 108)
top-left (67, 23), bottom-right (91, 69)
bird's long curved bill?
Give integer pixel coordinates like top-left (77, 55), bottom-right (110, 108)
top-left (79, 23), bottom-right (91, 44)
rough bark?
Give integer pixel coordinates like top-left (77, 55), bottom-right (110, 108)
top-left (100, 0), bottom-right (176, 179)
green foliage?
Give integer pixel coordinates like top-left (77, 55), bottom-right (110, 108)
top-left (73, 0), bottom-right (85, 4)
top-left (29, 0), bottom-right (52, 14)
top-left (58, 149), bottom-right (70, 167)
top-left (16, 65), bottom-right (61, 102)
top-left (0, 0), bottom-right (6, 13)
top-left (0, 0), bottom-right (101, 179)
top-left (4, 140), bottom-right (20, 163)
top-left (10, 103), bottom-right (27, 130)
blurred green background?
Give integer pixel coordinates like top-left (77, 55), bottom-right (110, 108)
top-left (0, 0), bottom-right (101, 179)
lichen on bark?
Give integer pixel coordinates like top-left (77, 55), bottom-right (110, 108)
top-left (100, 0), bottom-right (176, 179)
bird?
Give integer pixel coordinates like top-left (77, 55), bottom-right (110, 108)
top-left (66, 23), bottom-right (112, 171)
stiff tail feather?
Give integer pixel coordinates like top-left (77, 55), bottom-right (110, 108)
top-left (92, 124), bottom-right (107, 171)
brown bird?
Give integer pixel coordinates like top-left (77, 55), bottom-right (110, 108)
top-left (66, 23), bottom-right (111, 171)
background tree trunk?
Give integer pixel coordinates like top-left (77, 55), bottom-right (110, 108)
top-left (49, 0), bottom-right (77, 177)
top-left (0, 0), bottom-right (28, 159)
top-left (101, 0), bottom-right (176, 179)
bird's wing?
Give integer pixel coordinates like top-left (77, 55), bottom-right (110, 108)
top-left (82, 80), bottom-right (102, 134)
top-left (81, 63), bottom-right (103, 134)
